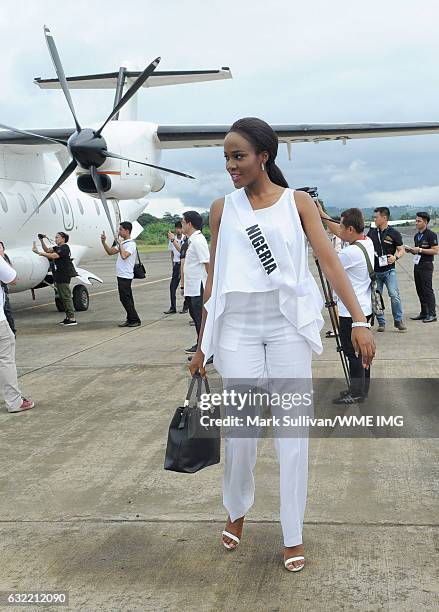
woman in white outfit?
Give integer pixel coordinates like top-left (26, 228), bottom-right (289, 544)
top-left (189, 117), bottom-right (375, 572)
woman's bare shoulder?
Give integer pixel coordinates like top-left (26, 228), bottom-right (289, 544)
top-left (210, 197), bottom-right (225, 225)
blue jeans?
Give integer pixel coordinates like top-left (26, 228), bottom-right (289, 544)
top-left (375, 268), bottom-right (403, 325)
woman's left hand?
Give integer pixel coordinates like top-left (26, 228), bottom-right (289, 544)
top-left (351, 327), bottom-right (376, 368)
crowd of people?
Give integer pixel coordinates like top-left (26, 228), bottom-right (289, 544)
top-left (0, 116), bottom-right (438, 573)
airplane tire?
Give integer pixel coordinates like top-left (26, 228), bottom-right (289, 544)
top-left (55, 297), bottom-right (64, 312)
top-left (73, 284), bottom-right (89, 311)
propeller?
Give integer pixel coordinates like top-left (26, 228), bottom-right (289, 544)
top-left (90, 165), bottom-right (117, 240)
top-left (13, 25), bottom-right (195, 236)
top-left (44, 25), bottom-right (81, 133)
top-left (103, 151), bottom-right (195, 179)
top-left (0, 122), bottom-right (67, 146)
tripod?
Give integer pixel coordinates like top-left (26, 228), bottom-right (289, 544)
top-left (315, 257), bottom-right (351, 386)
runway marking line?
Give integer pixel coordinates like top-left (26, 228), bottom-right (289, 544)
top-left (15, 276), bottom-right (171, 312)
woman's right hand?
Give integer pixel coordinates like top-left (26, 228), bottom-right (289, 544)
top-left (188, 350), bottom-right (206, 378)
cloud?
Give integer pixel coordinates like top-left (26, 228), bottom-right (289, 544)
top-left (1, 1), bottom-right (439, 214)
top-left (364, 185), bottom-right (439, 207)
top-left (145, 197), bottom-right (207, 218)
top-left (329, 159), bottom-right (372, 186)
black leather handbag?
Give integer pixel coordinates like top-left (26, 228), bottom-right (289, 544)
top-left (133, 248), bottom-right (146, 279)
top-left (164, 374), bottom-right (220, 473)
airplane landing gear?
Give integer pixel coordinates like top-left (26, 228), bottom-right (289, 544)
top-left (72, 284), bottom-right (89, 311)
top-left (54, 284), bottom-right (90, 312)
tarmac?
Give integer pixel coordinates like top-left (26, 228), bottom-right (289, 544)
top-left (0, 246), bottom-right (438, 612)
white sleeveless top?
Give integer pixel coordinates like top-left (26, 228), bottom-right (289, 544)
top-left (201, 188), bottom-right (324, 362)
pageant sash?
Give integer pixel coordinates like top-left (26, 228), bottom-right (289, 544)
top-left (231, 188), bottom-right (282, 278)
top-left (229, 188), bottom-right (313, 298)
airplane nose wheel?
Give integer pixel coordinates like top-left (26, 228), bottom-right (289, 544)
top-left (73, 284), bottom-right (89, 311)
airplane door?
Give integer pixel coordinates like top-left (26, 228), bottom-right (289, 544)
top-left (57, 190), bottom-right (74, 231)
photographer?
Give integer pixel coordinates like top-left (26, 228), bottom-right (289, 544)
top-left (101, 222), bottom-right (141, 327)
top-left (164, 222), bottom-right (185, 314)
top-left (317, 204), bottom-right (374, 404)
top-left (32, 232), bottom-right (77, 326)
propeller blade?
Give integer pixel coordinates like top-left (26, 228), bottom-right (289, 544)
top-left (44, 25), bottom-right (81, 133)
top-left (20, 159), bottom-right (77, 230)
top-left (90, 166), bottom-right (117, 241)
top-left (103, 150), bottom-right (195, 179)
top-left (0, 123), bottom-right (68, 146)
top-left (95, 57), bottom-right (161, 136)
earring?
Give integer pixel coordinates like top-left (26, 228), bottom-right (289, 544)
top-left (261, 162), bottom-right (265, 172)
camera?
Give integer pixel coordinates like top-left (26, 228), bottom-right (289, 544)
top-left (37, 233), bottom-right (45, 240)
top-left (296, 186), bottom-right (319, 200)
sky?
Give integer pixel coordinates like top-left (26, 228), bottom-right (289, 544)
top-left (1, 0), bottom-right (439, 217)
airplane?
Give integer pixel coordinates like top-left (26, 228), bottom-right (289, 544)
top-left (2, 25), bottom-right (439, 313)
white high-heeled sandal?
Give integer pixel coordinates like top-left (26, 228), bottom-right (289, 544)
top-left (284, 555), bottom-right (305, 572)
top-left (222, 530), bottom-right (240, 550)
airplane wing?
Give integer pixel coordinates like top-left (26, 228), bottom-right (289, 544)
top-left (34, 68), bottom-right (232, 90)
top-left (0, 128), bottom-right (73, 148)
top-left (2, 121), bottom-right (439, 150)
top-left (156, 122), bottom-right (439, 149)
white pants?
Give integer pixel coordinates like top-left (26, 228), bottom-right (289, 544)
top-left (214, 291), bottom-right (312, 547)
top-left (0, 320), bottom-right (22, 412)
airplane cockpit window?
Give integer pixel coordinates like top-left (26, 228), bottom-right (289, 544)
top-left (94, 201), bottom-right (101, 216)
top-left (18, 194), bottom-right (27, 213)
top-left (61, 197), bottom-right (69, 214)
top-left (29, 194), bottom-right (39, 214)
top-left (77, 199), bottom-right (84, 215)
top-left (49, 198), bottom-right (57, 214)
top-left (0, 193), bottom-right (7, 213)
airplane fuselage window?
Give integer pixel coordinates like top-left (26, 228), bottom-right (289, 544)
top-left (61, 197), bottom-right (69, 214)
top-left (94, 201), bottom-right (101, 216)
top-left (18, 194), bottom-right (27, 213)
top-left (0, 193), bottom-right (8, 213)
top-left (50, 198), bottom-right (57, 214)
top-left (77, 199), bottom-right (84, 215)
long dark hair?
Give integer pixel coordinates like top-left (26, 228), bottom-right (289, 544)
top-left (228, 117), bottom-right (289, 188)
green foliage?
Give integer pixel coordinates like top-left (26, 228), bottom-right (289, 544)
top-left (140, 222), bottom-right (173, 245)
top-left (138, 212), bottom-right (159, 227)
top-left (137, 210), bottom-right (211, 245)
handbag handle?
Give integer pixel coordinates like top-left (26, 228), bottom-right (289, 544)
top-left (183, 373), bottom-right (210, 407)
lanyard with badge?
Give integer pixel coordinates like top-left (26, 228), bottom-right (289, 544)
top-left (377, 229), bottom-right (389, 268)
top-left (413, 233), bottom-right (424, 265)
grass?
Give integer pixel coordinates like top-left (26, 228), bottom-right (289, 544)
top-left (136, 242), bottom-right (169, 254)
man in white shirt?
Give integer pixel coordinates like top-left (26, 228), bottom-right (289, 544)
top-left (101, 221), bottom-right (141, 327)
top-left (181, 211), bottom-right (210, 354)
top-left (0, 245), bottom-right (34, 413)
top-left (164, 221), bottom-right (185, 314)
top-left (318, 206), bottom-right (374, 404)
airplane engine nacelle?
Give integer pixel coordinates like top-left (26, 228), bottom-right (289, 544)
top-left (6, 249), bottom-right (50, 293)
top-left (76, 121), bottom-right (163, 201)
top-left (151, 172), bottom-right (165, 193)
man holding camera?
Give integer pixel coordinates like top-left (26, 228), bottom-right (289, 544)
top-left (318, 204), bottom-right (374, 404)
top-left (32, 232), bottom-right (77, 326)
top-left (101, 222), bottom-right (141, 328)
top-left (164, 221), bottom-right (185, 314)
top-left (367, 207), bottom-right (406, 333)
top-left (406, 212), bottom-right (438, 323)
